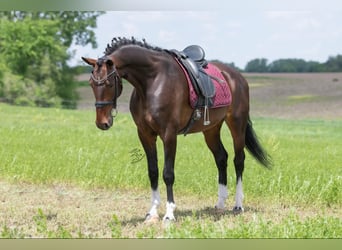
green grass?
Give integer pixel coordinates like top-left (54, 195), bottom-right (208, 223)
top-left (0, 103), bottom-right (341, 238)
top-left (0, 104), bottom-right (143, 188)
top-left (162, 212), bottom-right (341, 238)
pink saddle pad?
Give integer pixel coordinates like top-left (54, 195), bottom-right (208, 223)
top-left (176, 61), bottom-right (232, 109)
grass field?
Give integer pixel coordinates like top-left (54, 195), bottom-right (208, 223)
top-left (0, 73), bottom-right (341, 238)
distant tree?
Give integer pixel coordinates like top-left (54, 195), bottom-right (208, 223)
top-left (324, 55), bottom-right (342, 72)
top-left (243, 57), bottom-right (342, 73)
top-left (245, 58), bottom-right (268, 72)
top-left (210, 59), bottom-right (242, 71)
top-left (268, 59), bottom-right (309, 72)
top-left (305, 61), bottom-right (324, 72)
top-left (0, 11), bottom-right (104, 108)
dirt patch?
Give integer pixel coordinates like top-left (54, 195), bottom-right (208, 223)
top-left (0, 180), bottom-right (340, 238)
top-left (0, 180), bottom-right (148, 238)
top-left (245, 73), bottom-right (342, 119)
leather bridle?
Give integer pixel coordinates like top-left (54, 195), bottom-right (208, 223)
top-left (90, 67), bottom-right (121, 117)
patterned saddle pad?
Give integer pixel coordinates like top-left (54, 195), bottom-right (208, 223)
top-left (177, 61), bottom-right (232, 109)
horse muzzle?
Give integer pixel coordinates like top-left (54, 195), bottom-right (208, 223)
top-left (95, 115), bottom-right (113, 130)
top-left (94, 100), bottom-right (117, 130)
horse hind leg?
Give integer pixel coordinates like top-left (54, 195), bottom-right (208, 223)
top-left (226, 116), bottom-right (247, 213)
top-left (203, 123), bottom-right (228, 210)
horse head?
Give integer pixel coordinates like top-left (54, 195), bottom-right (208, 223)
top-left (82, 56), bottom-right (122, 130)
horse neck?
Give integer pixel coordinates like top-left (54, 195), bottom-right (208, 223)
top-left (112, 46), bottom-right (164, 93)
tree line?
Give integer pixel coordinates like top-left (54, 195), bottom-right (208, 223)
top-left (0, 11), bottom-right (104, 108)
top-left (244, 55), bottom-right (342, 73)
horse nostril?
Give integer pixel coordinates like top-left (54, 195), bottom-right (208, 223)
top-left (96, 121), bottom-right (110, 130)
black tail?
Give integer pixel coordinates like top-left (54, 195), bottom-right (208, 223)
top-left (245, 117), bottom-right (272, 169)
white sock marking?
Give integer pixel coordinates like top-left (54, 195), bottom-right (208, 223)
top-left (234, 177), bottom-right (244, 210)
top-left (216, 184), bottom-right (228, 209)
top-left (163, 202), bottom-right (176, 221)
top-left (148, 189), bottom-right (161, 217)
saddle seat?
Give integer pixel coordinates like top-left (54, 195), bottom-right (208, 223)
top-left (182, 45), bottom-right (207, 67)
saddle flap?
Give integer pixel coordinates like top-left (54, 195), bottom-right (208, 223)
top-left (198, 70), bottom-right (215, 98)
top-left (186, 58), bottom-right (200, 78)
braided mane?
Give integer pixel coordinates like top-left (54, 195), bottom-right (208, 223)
top-left (104, 37), bottom-right (164, 55)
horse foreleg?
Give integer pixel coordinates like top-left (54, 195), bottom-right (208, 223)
top-left (161, 132), bottom-right (177, 222)
top-left (137, 130), bottom-right (160, 222)
top-left (146, 189), bottom-right (161, 222)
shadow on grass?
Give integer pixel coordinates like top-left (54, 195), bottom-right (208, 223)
top-left (175, 206), bottom-right (262, 221)
top-left (121, 206), bottom-right (263, 226)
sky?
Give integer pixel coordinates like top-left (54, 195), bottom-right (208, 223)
top-left (70, 0), bottom-right (342, 69)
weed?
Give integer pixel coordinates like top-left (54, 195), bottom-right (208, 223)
top-left (1, 225), bottom-right (25, 238)
top-left (108, 214), bottom-right (122, 238)
top-left (33, 208), bottom-right (49, 235)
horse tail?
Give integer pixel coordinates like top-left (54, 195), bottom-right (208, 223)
top-left (245, 117), bottom-right (272, 169)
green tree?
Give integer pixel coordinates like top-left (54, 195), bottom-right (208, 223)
top-left (211, 59), bottom-right (242, 71)
top-left (268, 59), bottom-right (289, 72)
top-left (245, 58), bottom-right (268, 72)
top-left (268, 58), bottom-right (326, 72)
top-left (0, 11), bottom-right (104, 108)
top-left (0, 11), bottom-right (102, 48)
top-left (324, 55), bottom-right (342, 72)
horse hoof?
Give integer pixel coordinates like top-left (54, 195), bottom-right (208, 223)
top-left (144, 213), bottom-right (160, 224)
top-left (233, 206), bottom-right (244, 214)
top-left (162, 216), bottom-right (175, 228)
top-left (214, 205), bottom-right (226, 214)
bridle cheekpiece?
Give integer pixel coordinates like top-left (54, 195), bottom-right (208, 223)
top-left (91, 65), bottom-right (121, 118)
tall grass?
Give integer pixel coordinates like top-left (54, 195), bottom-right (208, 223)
top-left (0, 103), bottom-right (341, 208)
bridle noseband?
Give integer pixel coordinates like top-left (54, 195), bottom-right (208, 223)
top-left (91, 69), bottom-right (117, 86)
top-left (91, 67), bottom-right (121, 117)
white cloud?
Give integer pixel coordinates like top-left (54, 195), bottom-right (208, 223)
top-left (266, 10), bottom-right (311, 20)
top-left (295, 18), bottom-right (321, 30)
top-left (121, 23), bottom-right (140, 36)
top-left (158, 30), bottom-right (177, 43)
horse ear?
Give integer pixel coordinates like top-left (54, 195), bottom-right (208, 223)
top-left (82, 57), bottom-right (97, 67)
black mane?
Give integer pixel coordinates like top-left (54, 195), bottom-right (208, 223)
top-left (104, 37), bottom-right (164, 55)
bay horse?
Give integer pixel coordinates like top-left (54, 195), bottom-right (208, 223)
top-left (82, 37), bottom-right (272, 222)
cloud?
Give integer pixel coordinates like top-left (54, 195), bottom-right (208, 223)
top-left (295, 18), bottom-right (321, 30)
top-left (158, 30), bottom-right (177, 43)
top-left (266, 10), bottom-right (311, 20)
top-left (121, 23), bottom-right (140, 36)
